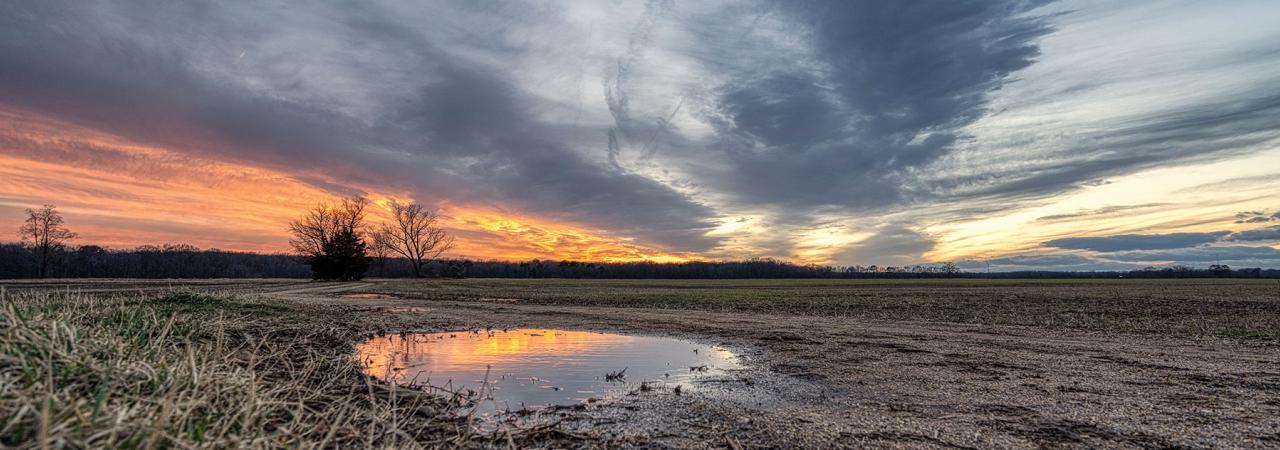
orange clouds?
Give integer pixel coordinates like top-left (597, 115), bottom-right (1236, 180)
top-left (0, 106), bottom-right (690, 261)
top-left (445, 208), bottom-right (692, 262)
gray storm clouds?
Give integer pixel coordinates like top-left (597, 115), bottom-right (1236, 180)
top-left (1016, 226), bottom-right (1280, 270)
top-left (2, 0), bottom-right (1279, 266)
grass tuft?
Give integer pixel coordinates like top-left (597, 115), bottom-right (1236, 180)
top-left (152, 291), bottom-right (224, 306)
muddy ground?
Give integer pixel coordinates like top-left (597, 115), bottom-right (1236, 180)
top-left (7, 278), bottom-right (1279, 448)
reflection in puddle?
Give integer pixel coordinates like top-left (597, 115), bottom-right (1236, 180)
top-left (354, 329), bottom-right (740, 415)
top-left (344, 293), bottom-right (394, 299)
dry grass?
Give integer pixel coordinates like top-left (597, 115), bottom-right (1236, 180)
top-left (0, 290), bottom-right (582, 449)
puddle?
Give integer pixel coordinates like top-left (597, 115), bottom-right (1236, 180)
top-left (344, 293), bottom-right (395, 299)
top-left (354, 329), bottom-right (741, 415)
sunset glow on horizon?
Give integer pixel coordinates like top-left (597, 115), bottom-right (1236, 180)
top-left (0, 107), bottom-right (693, 261)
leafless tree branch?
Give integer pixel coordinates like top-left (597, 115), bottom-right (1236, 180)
top-left (372, 202), bottom-right (454, 277)
top-left (18, 204), bottom-right (76, 278)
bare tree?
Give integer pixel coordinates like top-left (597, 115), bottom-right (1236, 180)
top-left (288, 197), bottom-right (369, 256)
top-left (18, 204), bottom-right (77, 278)
top-left (372, 202), bottom-right (454, 277)
top-left (289, 197), bottom-right (372, 280)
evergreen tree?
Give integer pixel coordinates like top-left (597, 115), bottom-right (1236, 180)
top-left (309, 227), bottom-right (370, 281)
top-left (289, 198), bottom-right (372, 281)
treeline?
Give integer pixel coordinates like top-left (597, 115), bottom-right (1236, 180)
top-left (0, 243), bottom-right (309, 279)
top-left (0, 243), bottom-right (959, 279)
top-left (427, 260), bottom-right (1280, 279)
top-left (978, 268), bottom-right (1280, 279)
top-left (2, 242), bottom-right (1278, 279)
top-left (441, 259), bottom-right (963, 279)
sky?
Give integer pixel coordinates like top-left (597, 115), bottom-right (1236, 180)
top-left (1, 0), bottom-right (1279, 270)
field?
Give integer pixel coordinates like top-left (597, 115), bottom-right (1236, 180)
top-left (3, 278), bottom-right (1279, 448)
top-left (377, 278), bottom-right (1280, 337)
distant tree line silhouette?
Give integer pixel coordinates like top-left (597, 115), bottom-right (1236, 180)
top-left (0, 243), bottom-right (310, 279)
top-left (1, 244), bottom-right (1276, 279)
top-left (4, 204), bottom-right (1277, 280)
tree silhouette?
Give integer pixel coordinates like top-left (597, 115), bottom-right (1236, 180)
top-left (18, 204), bottom-right (76, 278)
top-left (372, 202), bottom-right (454, 277)
top-left (288, 198), bottom-right (370, 281)
top-left (311, 227), bottom-right (370, 281)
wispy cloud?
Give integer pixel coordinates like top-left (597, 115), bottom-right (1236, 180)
top-left (1044, 232), bottom-right (1231, 252)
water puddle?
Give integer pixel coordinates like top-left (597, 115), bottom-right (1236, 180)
top-left (354, 329), bottom-right (741, 416)
top-left (344, 293), bottom-right (395, 299)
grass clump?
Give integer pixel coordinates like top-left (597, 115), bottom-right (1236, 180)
top-left (151, 291), bottom-right (224, 306)
top-left (0, 290), bottom-right (582, 449)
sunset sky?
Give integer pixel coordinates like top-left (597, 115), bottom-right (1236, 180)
top-left (2, 1), bottom-right (1279, 269)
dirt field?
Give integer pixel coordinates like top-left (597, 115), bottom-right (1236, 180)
top-left (4, 278), bottom-right (1279, 448)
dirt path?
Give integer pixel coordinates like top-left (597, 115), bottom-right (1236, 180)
top-left (314, 290), bottom-right (1280, 448)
